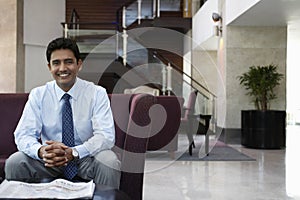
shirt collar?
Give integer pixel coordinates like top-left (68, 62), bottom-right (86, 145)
top-left (55, 77), bottom-right (81, 101)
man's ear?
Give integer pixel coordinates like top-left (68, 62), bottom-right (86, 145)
top-left (47, 63), bottom-right (51, 71)
top-left (78, 59), bottom-right (83, 71)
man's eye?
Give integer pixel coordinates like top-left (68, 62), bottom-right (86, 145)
top-left (52, 61), bottom-right (60, 65)
top-left (65, 59), bottom-right (74, 64)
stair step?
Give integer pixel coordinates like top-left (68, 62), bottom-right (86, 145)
top-left (77, 43), bottom-right (116, 54)
top-left (68, 29), bottom-right (116, 38)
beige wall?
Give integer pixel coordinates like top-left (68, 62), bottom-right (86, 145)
top-left (225, 26), bottom-right (287, 128)
top-left (0, 0), bottom-right (24, 92)
top-left (192, 50), bottom-right (218, 95)
top-left (192, 26), bottom-right (287, 129)
top-left (191, 50), bottom-right (220, 122)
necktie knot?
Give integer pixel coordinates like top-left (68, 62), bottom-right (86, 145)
top-left (62, 93), bottom-right (71, 101)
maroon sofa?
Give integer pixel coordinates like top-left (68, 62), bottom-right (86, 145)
top-left (147, 96), bottom-right (184, 157)
top-left (0, 93), bottom-right (156, 200)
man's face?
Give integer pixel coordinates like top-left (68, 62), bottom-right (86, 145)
top-left (48, 49), bottom-right (82, 92)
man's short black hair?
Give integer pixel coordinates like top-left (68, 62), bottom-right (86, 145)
top-left (46, 37), bottom-right (81, 63)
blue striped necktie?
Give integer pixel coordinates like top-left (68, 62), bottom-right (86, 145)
top-left (62, 93), bottom-right (78, 180)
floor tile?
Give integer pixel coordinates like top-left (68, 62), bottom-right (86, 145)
top-left (143, 125), bottom-right (300, 200)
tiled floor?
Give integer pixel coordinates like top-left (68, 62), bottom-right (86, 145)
top-left (143, 125), bottom-right (300, 200)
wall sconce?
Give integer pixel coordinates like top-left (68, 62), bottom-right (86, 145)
top-left (212, 12), bottom-right (222, 36)
top-left (212, 12), bottom-right (222, 22)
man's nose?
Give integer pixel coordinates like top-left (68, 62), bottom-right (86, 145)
top-left (58, 63), bottom-right (67, 71)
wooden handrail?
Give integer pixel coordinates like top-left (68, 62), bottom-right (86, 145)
top-left (61, 22), bottom-right (119, 32)
top-left (152, 51), bottom-right (216, 98)
top-left (61, 22), bottom-right (118, 26)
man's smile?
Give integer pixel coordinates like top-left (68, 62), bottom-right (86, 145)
top-left (57, 72), bottom-right (71, 77)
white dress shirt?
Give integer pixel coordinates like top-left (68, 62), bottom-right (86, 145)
top-left (14, 78), bottom-right (115, 160)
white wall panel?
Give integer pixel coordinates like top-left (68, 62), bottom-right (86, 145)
top-left (24, 0), bottom-right (65, 91)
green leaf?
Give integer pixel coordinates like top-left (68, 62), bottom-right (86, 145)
top-left (237, 64), bottom-right (283, 110)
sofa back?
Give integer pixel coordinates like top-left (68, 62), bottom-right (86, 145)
top-left (0, 93), bottom-right (28, 157)
top-left (0, 93), bottom-right (141, 156)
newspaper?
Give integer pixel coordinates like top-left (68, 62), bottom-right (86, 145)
top-left (0, 179), bottom-right (95, 199)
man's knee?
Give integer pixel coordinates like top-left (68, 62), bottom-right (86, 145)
top-left (94, 150), bottom-right (121, 170)
top-left (93, 150), bottom-right (121, 188)
top-left (5, 152), bottom-right (27, 168)
top-left (5, 152), bottom-right (29, 178)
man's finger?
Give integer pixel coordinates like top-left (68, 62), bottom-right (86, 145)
top-left (45, 140), bottom-right (55, 145)
top-left (44, 157), bottom-right (68, 167)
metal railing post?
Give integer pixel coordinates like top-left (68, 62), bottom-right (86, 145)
top-left (122, 6), bottom-right (127, 66)
top-left (157, 0), bottom-right (160, 18)
top-left (137, 0), bottom-right (142, 24)
top-left (64, 23), bottom-right (68, 38)
top-left (167, 63), bottom-right (172, 96)
top-left (162, 65), bottom-right (167, 95)
top-left (115, 31), bottom-right (119, 60)
top-left (152, 0), bottom-right (156, 18)
top-left (122, 29), bottom-right (128, 66)
top-left (122, 6), bottom-right (126, 29)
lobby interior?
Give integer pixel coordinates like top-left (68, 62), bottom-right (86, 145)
top-left (1, 0), bottom-right (300, 199)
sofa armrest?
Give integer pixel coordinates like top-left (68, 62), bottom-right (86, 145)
top-left (119, 94), bottom-right (156, 200)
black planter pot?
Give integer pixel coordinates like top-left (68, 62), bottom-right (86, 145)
top-left (241, 110), bottom-right (286, 149)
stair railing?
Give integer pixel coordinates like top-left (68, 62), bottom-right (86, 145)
top-left (116, 0), bottom-right (184, 65)
top-left (63, 9), bottom-right (80, 38)
top-left (152, 50), bottom-right (217, 132)
top-left (70, 8), bottom-right (80, 29)
top-left (153, 51), bottom-right (216, 98)
top-left (117, 0), bottom-right (184, 32)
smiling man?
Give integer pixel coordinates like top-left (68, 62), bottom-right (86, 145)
top-left (4, 37), bottom-right (120, 188)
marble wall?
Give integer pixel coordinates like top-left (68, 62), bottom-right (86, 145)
top-left (192, 50), bottom-right (218, 96)
top-left (0, 0), bottom-right (23, 92)
top-left (192, 50), bottom-right (219, 119)
top-left (225, 26), bottom-right (287, 128)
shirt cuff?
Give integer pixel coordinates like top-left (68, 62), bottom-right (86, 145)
top-left (75, 144), bottom-right (90, 159)
top-left (31, 143), bottom-right (43, 160)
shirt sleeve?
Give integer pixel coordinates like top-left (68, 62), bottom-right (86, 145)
top-left (14, 89), bottom-right (43, 160)
top-left (78, 88), bottom-right (115, 158)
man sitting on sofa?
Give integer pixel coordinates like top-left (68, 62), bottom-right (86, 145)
top-left (5, 37), bottom-right (120, 188)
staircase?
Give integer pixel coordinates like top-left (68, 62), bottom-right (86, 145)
top-left (63, 0), bottom-right (192, 94)
top-left (128, 11), bottom-right (191, 33)
top-left (63, 0), bottom-right (217, 139)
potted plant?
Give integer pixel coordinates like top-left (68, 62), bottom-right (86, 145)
top-left (238, 64), bottom-right (286, 149)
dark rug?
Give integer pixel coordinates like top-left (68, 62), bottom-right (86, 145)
top-left (178, 141), bottom-right (256, 161)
